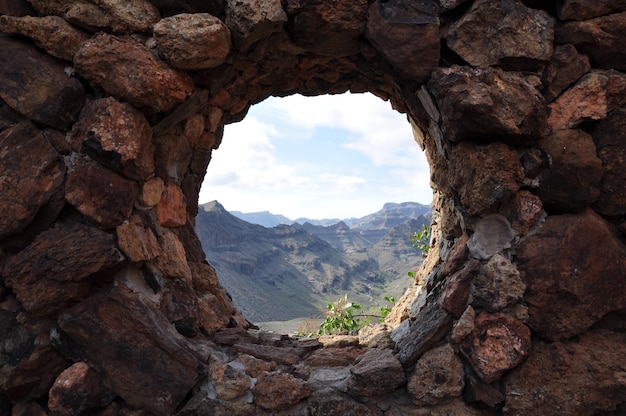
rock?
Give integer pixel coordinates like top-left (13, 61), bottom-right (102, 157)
top-left (471, 254), bottom-right (525, 312)
top-left (116, 216), bottom-right (160, 262)
top-left (467, 215), bottom-right (516, 260)
top-left (58, 285), bottom-right (206, 416)
top-left (307, 367), bottom-right (351, 391)
top-left (47, 362), bottom-right (107, 416)
top-left (347, 348), bottom-right (406, 396)
top-left (74, 33), bottom-right (194, 113)
top-left (407, 344), bottom-right (464, 406)
top-left (11, 402), bottom-right (48, 416)
top-left (451, 305), bottom-right (475, 344)
top-left (537, 129), bottom-right (603, 212)
top-left (307, 388), bottom-right (381, 416)
top-left (153, 134), bottom-right (192, 182)
top-left (445, 0), bottom-right (554, 72)
top-left (64, 155), bottom-right (137, 229)
top-left (0, 37), bottom-right (86, 129)
top-left (301, 346), bottom-right (364, 368)
top-left (451, 143), bottom-right (524, 216)
top-left (460, 312), bottom-right (531, 383)
top-left (555, 11), bottom-right (626, 71)
top-left (0, 0), bottom-right (35, 16)
top-left (209, 362), bottom-right (252, 400)
top-left (437, 234), bottom-right (470, 279)
top-left (464, 374), bottom-right (505, 408)
top-left (542, 43), bottom-right (591, 102)
top-left (0, 15), bottom-right (90, 61)
top-left (366, 0), bottom-right (439, 81)
top-left (394, 303), bottom-right (452, 369)
top-left (440, 259), bottom-right (481, 318)
top-left (504, 330), bottom-right (626, 415)
top-left (0, 311), bottom-right (68, 401)
top-left (358, 323), bottom-right (395, 349)
top-left (252, 371), bottom-right (310, 410)
top-left (285, 0), bottom-right (367, 57)
top-left (233, 343), bottom-right (303, 366)
top-left (154, 13), bottom-right (231, 70)
top-left (155, 230), bottom-right (192, 280)
top-left (317, 334), bottom-right (360, 348)
top-left (28, 0), bottom-right (160, 34)
top-left (547, 70), bottom-right (626, 131)
top-left (0, 121), bottom-right (65, 240)
top-left (498, 190), bottom-right (544, 236)
top-left (386, 397), bottom-right (487, 416)
top-left (428, 66), bottom-right (547, 143)
top-left (69, 97), bottom-right (154, 181)
top-left (592, 107), bottom-right (626, 216)
top-left (156, 183), bottom-right (188, 227)
top-left (138, 177), bottom-right (165, 207)
top-left (557, 0), bottom-right (626, 20)
top-left (516, 209), bottom-right (626, 340)
top-left (236, 354), bottom-right (275, 378)
top-left (2, 222), bottom-right (124, 318)
top-left (160, 277), bottom-right (199, 336)
top-left (226, 0), bottom-right (287, 52)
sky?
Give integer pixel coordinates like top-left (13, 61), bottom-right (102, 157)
top-left (198, 92), bottom-right (432, 220)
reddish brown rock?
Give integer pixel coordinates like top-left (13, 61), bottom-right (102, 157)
top-left (160, 277), bottom-right (199, 336)
top-left (460, 312), bottom-right (531, 383)
top-left (429, 66), bottom-right (547, 143)
top-left (464, 375), bottom-right (505, 408)
top-left (0, 0), bottom-right (35, 16)
top-left (226, 0), bottom-right (287, 52)
top-left (233, 343), bottom-right (303, 366)
top-left (209, 362), bottom-right (252, 400)
top-left (47, 362), bottom-right (106, 416)
top-left (0, 309), bottom-right (69, 401)
top-left (0, 121), bottom-right (65, 240)
top-left (2, 222), bottom-right (124, 317)
top-left (153, 134), bottom-right (193, 182)
top-left (0, 37), bottom-right (86, 129)
top-left (498, 190), bottom-right (544, 235)
top-left (116, 216), bottom-right (160, 262)
top-left (58, 285), bottom-right (206, 416)
top-left (547, 70), bottom-right (626, 131)
top-left (555, 11), bottom-right (626, 70)
top-left (154, 13), bottom-right (231, 70)
top-left (542, 44), bottom-right (591, 102)
top-left (28, 0), bottom-right (160, 34)
top-left (286, 0), bottom-right (367, 57)
top-left (437, 234), bottom-right (470, 278)
top-left (450, 142), bottom-right (524, 216)
top-left (537, 129), bottom-right (603, 212)
top-left (366, 0), bottom-right (439, 81)
top-left (516, 209), bottom-right (626, 340)
top-left (252, 371), bottom-right (310, 410)
top-left (155, 230), bottom-right (192, 280)
top-left (557, 0), bottom-right (626, 20)
top-left (0, 15), bottom-right (90, 61)
top-left (504, 331), bottom-right (626, 415)
top-left (451, 305), bottom-right (475, 344)
top-left (11, 402), bottom-right (48, 416)
top-left (471, 254), bottom-right (525, 312)
top-left (592, 107), bottom-right (626, 216)
top-left (440, 259), bottom-right (481, 318)
top-left (69, 97), bottom-right (155, 181)
top-left (74, 33), bottom-right (194, 113)
top-left (407, 344), bottom-right (464, 406)
top-left (301, 346), bottom-right (364, 368)
top-left (138, 177), bottom-right (165, 207)
top-left (156, 183), bottom-right (188, 227)
top-left (64, 156), bottom-right (137, 229)
top-left (347, 348), bottom-right (405, 396)
top-left (445, 0), bottom-right (554, 72)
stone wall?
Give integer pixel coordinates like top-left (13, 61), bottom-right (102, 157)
top-left (1, 0), bottom-right (625, 414)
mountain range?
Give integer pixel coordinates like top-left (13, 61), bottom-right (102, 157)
top-left (195, 201), bottom-right (431, 326)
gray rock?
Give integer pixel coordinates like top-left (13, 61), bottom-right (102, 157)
top-left (467, 215), bottom-right (515, 260)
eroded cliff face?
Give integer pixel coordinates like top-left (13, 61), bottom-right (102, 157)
top-left (0, 0), bottom-right (625, 414)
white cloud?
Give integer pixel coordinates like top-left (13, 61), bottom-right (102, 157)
top-left (199, 93), bottom-right (432, 219)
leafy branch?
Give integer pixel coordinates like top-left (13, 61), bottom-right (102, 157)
top-left (317, 294), bottom-right (395, 335)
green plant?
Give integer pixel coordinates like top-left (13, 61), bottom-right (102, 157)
top-left (410, 224), bottom-right (431, 254)
top-left (318, 294), bottom-right (395, 335)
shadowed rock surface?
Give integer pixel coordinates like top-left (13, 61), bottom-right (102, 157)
top-left (1, 0), bottom-right (626, 414)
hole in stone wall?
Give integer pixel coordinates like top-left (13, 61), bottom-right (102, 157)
top-left (196, 92), bottom-right (433, 333)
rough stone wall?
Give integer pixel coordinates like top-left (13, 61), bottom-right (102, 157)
top-left (1, 0), bottom-right (625, 415)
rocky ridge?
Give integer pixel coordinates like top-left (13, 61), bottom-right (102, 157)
top-left (0, 0), bottom-right (625, 415)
